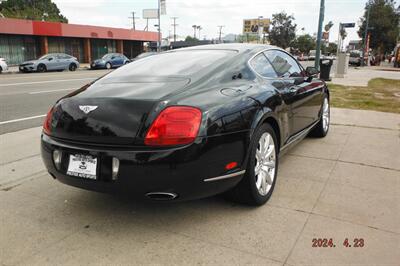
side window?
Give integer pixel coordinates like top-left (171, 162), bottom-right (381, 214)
top-left (264, 50), bottom-right (302, 77)
top-left (249, 53), bottom-right (277, 78)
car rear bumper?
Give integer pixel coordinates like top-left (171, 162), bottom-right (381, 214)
top-left (41, 132), bottom-right (248, 201)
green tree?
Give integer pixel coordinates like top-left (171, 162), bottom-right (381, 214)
top-left (358, 0), bottom-right (400, 54)
top-left (236, 34), bottom-right (259, 43)
top-left (0, 0), bottom-right (68, 23)
top-left (292, 34), bottom-right (316, 53)
top-left (321, 42), bottom-right (338, 55)
top-left (184, 36), bottom-right (199, 42)
top-left (268, 12), bottom-right (297, 49)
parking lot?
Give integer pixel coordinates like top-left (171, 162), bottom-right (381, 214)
top-left (1, 98), bottom-right (399, 265)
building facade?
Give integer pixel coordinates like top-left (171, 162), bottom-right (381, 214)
top-left (0, 18), bottom-right (159, 65)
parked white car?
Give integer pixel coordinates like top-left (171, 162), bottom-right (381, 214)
top-left (0, 58), bottom-right (8, 73)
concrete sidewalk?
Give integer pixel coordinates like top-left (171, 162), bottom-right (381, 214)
top-left (1, 108), bottom-right (399, 265)
top-left (329, 66), bottom-right (400, 87)
top-left (301, 60), bottom-right (400, 87)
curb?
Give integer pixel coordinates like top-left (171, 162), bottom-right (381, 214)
top-left (0, 66), bottom-right (92, 75)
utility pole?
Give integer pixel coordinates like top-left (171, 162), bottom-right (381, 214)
top-left (361, 5), bottom-right (371, 67)
top-left (157, 0), bottom-right (161, 52)
top-left (129, 11), bottom-right (136, 30)
top-left (315, 0), bottom-right (325, 69)
top-left (171, 17), bottom-right (178, 42)
top-left (218, 25), bottom-right (224, 43)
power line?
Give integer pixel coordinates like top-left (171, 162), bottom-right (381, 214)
top-left (171, 17), bottom-right (178, 42)
top-left (217, 25), bottom-right (224, 42)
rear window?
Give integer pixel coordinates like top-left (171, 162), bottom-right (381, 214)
top-left (107, 50), bottom-right (236, 77)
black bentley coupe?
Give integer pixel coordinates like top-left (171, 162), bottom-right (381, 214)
top-left (41, 44), bottom-right (330, 206)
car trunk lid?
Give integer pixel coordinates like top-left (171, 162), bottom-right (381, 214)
top-left (50, 77), bottom-right (190, 145)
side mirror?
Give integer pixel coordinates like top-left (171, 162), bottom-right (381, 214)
top-left (306, 66), bottom-right (319, 77)
top-left (48, 57), bottom-right (53, 61)
top-left (111, 56), bottom-right (115, 60)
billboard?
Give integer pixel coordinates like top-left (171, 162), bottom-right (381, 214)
top-left (243, 18), bottom-right (270, 34)
top-left (143, 9), bottom-right (158, 19)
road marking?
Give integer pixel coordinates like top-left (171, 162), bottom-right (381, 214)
top-left (29, 88), bottom-right (75, 94)
top-left (0, 71), bottom-right (108, 81)
top-left (0, 114), bottom-right (46, 125)
top-left (0, 78), bottom-right (94, 87)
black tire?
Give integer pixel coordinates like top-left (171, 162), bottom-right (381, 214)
top-left (69, 63), bottom-right (77, 71)
top-left (309, 95), bottom-right (330, 138)
top-left (105, 62), bottom-right (112, 69)
top-left (225, 123), bottom-right (279, 206)
top-left (0, 66), bottom-right (2, 74)
top-left (37, 64), bottom-right (46, 72)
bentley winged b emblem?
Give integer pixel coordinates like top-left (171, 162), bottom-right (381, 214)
top-left (79, 105), bottom-right (98, 114)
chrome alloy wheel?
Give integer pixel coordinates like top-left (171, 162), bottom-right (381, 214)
top-left (255, 132), bottom-right (276, 196)
top-left (322, 98), bottom-right (330, 132)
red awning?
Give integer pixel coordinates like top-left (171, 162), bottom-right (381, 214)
top-left (0, 18), bottom-right (159, 42)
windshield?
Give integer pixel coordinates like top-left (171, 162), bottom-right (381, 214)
top-left (38, 54), bottom-right (52, 60)
top-left (107, 50), bottom-right (236, 78)
top-left (350, 51), bottom-right (361, 57)
top-left (102, 54), bottom-right (113, 59)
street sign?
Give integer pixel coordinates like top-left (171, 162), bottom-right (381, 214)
top-left (143, 9), bottom-right (158, 19)
top-left (243, 18), bottom-right (270, 34)
top-left (341, 23), bottom-right (355, 28)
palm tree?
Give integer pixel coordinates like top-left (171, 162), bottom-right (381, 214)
top-left (197, 26), bottom-right (202, 40)
top-left (192, 25), bottom-right (197, 38)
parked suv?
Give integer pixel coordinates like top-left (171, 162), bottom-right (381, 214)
top-left (19, 53), bottom-right (79, 73)
top-left (0, 58), bottom-right (8, 73)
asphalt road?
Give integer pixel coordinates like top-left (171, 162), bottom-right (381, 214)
top-left (0, 61), bottom-right (337, 135)
top-left (0, 70), bottom-right (111, 134)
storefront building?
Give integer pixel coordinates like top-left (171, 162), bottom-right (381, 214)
top-left (0, 18), bottom-right (159, 65)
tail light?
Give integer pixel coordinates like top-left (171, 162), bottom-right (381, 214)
top-left (43, 107), bottom-right (54, 135)
top-left (145, 106), bottom-right (202, 146)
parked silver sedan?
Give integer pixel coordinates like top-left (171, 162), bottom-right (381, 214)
top-left (19, 53), bottom-right (80, 73)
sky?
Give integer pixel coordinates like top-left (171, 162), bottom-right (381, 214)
top-left (53, 0), bottom-right (374, 45)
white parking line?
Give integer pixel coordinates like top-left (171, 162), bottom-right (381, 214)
top-left (29, 88), bottom-right (75, 94)
top-left (0, 114), bottom-right (46, 125)
top-left (0, 78), bottom-right (94, 87)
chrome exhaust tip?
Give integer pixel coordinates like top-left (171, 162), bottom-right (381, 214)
top-left (145, 192), bottom-right (178, 201)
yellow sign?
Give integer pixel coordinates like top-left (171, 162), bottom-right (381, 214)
top-left (243, 18), bottom-right (271, 34)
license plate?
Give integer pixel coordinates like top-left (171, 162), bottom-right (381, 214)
top-left (67, 154), bottom-right (97, 179)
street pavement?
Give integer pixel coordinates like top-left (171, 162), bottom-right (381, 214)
top-left (0, 70), bottom-right (110, 134)
top-left (0, 108), bottom-right (399, 265)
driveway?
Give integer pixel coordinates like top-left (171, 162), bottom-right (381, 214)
top-left (0, 108), bottom-right (399, 265)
